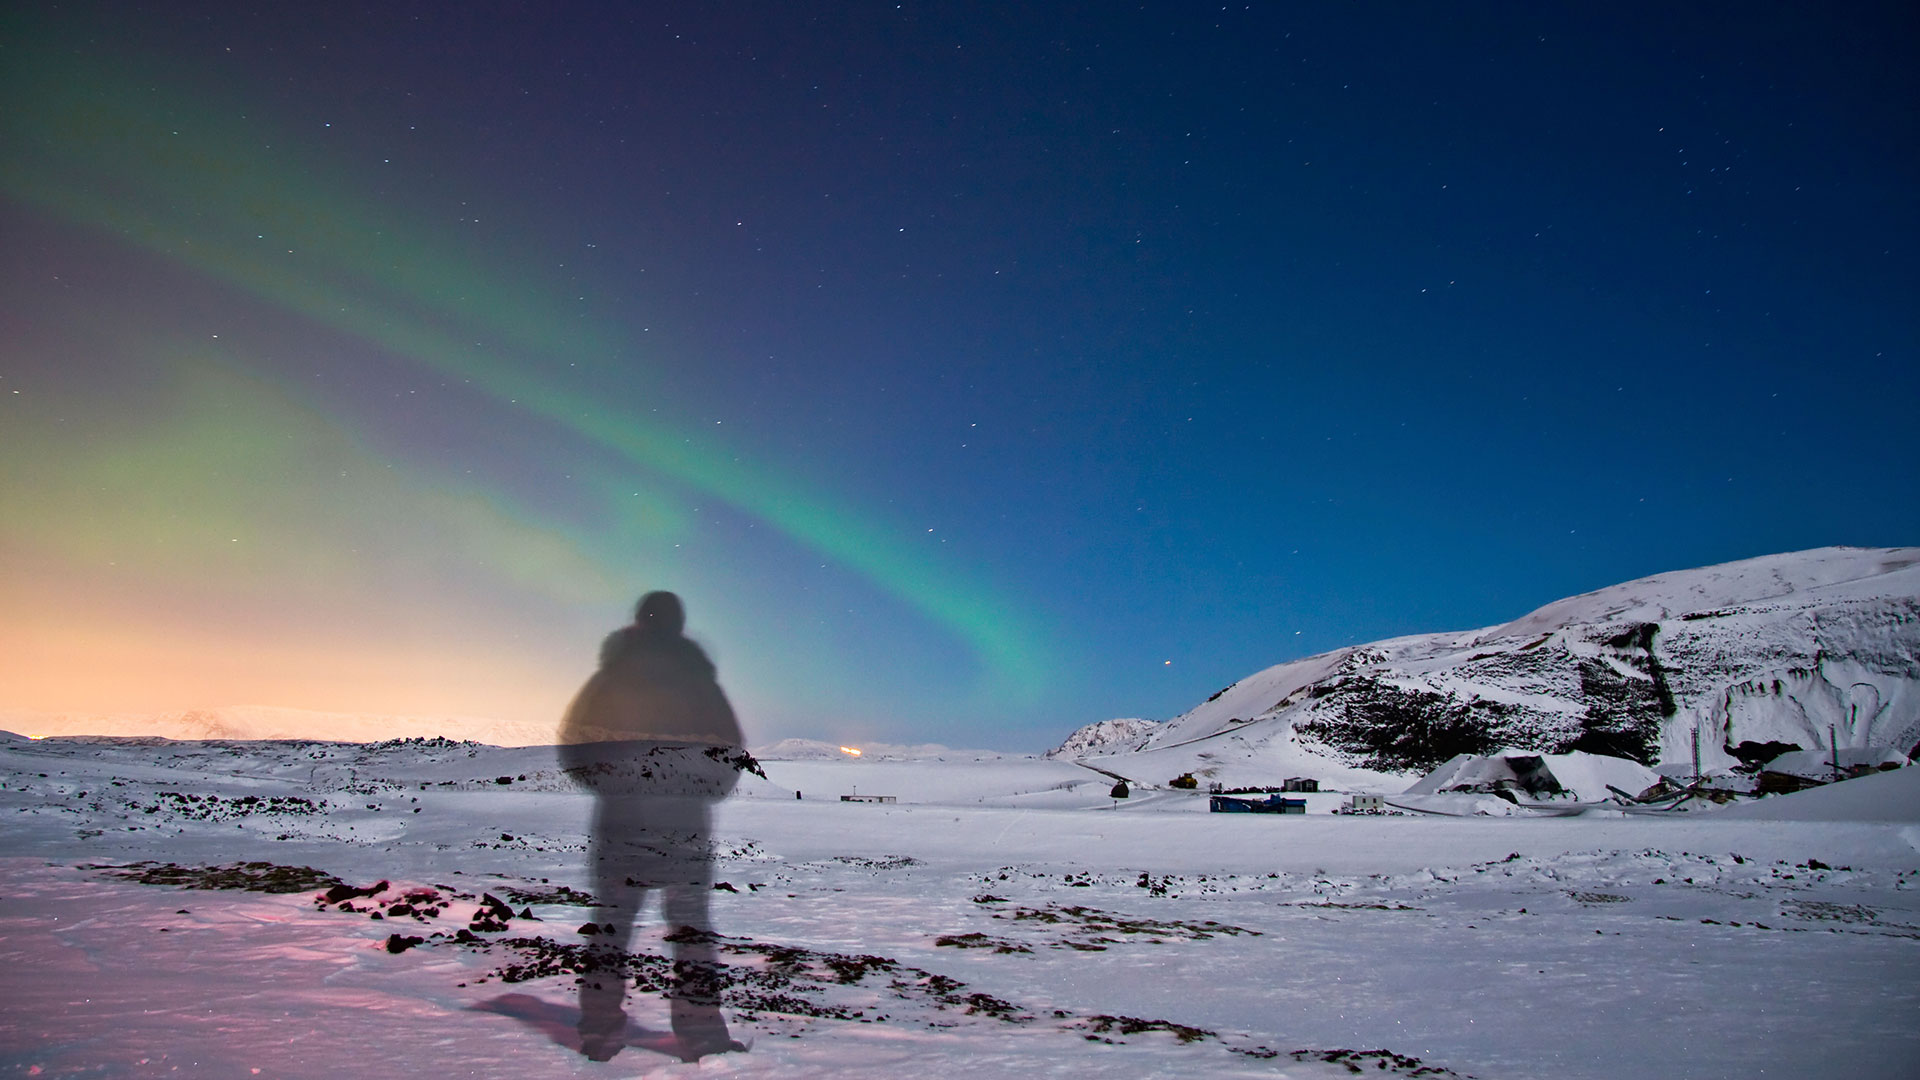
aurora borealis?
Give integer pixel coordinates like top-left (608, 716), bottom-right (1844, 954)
top-left (3, 4), bottom-right (1916, 747)
top-left (2, 33), bottom-right (1048, 729)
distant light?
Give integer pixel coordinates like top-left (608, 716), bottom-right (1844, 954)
top-left (839, 746), bottom-right (863, 757)
top-left (26, 733), bottom-right (45, 740)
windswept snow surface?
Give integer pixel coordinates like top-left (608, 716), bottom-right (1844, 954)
top-left (2, 736), bottom-right (1917, 1079)
top-left (1715, 763), bottom-right (1920, 824)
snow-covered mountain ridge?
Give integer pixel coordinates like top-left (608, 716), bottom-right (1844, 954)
top-left (750, 738), bottom-right (1010, 762)
top-left (1041, 718), bottom-right (1161, 759)
top-left (1060, 547), bottom-right (1920, 789)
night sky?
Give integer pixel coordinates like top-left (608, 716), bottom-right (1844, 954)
top-left (3, 3), bottom-right (1915, 748)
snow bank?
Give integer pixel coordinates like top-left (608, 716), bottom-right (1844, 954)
top-left (1405, 751), bottom-right (1658, 802)
top-left (1763, 747), bottom-right (1910, 780)
top-left (1715, 763), bottom-right (1920, 822)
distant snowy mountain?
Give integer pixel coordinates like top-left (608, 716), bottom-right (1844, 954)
top-left (0, 705), bottom-right (562, 747)
top-left (751, 738), bottom-right (1012, 762)
top-left (1043, 718), bottom-right (1162, 759)
top-left (1059, 547), bottom-right (1920, 792)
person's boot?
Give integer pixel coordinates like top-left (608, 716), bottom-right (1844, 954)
top-left (577, 1011), bottom-right (626, 1061)
top-left (576, 968), bottom-right (628, 1061)
top-left (669, 997), bottom-right (743, 1061)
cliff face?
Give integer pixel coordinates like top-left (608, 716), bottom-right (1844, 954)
top-left (1059, 548), bottom-right (1920, 787)
top-left (1286, 618), bottom-right (1686, 772)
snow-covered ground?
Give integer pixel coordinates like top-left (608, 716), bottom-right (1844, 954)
top-left (3, 735), bottom-right (1917, 1078)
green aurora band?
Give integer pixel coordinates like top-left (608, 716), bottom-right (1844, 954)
top-left (1, 40), bottom-right (1049, 705)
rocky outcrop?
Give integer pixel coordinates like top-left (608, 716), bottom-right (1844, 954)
top-left (1045, 718), bottom-right (1162, 759)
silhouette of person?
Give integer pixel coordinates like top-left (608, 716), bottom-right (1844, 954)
top-left (557, 591), bottom-right (758, 1062)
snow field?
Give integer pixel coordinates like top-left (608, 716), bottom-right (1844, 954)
top-left (2, 737), bottom-right (1916, 1078)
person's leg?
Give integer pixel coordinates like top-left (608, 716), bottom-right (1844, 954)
top-left (578, 796), bottom-right (644, 1058)
top-left (658, 795), bottom-right (736, 1058)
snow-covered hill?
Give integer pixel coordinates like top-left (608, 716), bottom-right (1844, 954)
top-left (1060, 547), bottom-right (1920, 791)
top-left (1043, 718), bottom-right (1161, 759)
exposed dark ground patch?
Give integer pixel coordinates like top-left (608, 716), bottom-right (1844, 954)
top-left (493, 882), bottom-right (600, 907)
top-left (91, 860), bottom-right (341, 894)
top-left (934, 931), bottom-right (1032, 954)
top-left (990, 903), bottom-right (1260, 950)
top-left (1285, 1048), bottom-right (1466, 1076)
top-left (1074, 1013), bottom-right (1213, 1044)
top-left (827, 855), bottom-right (920, 871)
top-left (124, 791), bottom-right (326, 821)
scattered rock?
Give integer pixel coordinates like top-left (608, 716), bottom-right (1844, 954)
top-left (322, 880), bottom-right (391, 905)
top-left (90, 861), bottom-right (343, 895)
top-left (935, 932), bottom-right (1032, 954)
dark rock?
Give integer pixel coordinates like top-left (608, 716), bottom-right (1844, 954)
top-left (322, 880), bottom-right (390, 904)
top-left (1730, 740), bottom-right (1803, 770)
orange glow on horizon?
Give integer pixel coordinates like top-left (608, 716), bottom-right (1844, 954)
top-left (0, 587), bottom-right (581, 729)
top-left (839, 746), bottom-right (862, 757)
